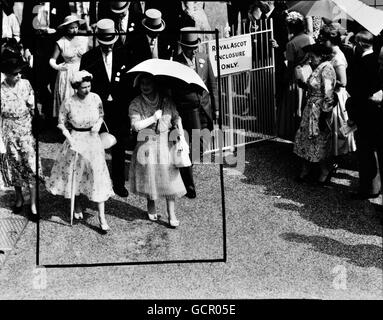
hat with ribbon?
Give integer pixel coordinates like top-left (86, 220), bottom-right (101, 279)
top-left (142, 9), bottom-right (166, 32)
top-left (96, 19), bottom-right (119, 45)
top-left (179, 27), bottom-right (201, 48)
top-left (109, 1), bottom-right (130, 14)
top-left (57, 15), bottom-right (84, 29)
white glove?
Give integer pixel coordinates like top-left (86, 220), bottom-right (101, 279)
top-left (153, 110), bottom-right (163, 121)
top-left (49, 58), bottom-right (68, 71)
top-left (91, 120), bottom-right (103, 133)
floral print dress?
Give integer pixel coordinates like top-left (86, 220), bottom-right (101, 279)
top-left (0, 79), bottom-right (43, 188)
top-left (129, 94), bottom-right (187, 200)
top-left (294, 61), bottom-right (336, 162)
top-left (46, 92), bottom-right (114, 202)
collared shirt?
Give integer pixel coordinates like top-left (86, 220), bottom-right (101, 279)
top-left (362, 48), bottom-right (374, 58)
top-left (140, 1), bottom-right (146, 13)
top-left (147, 35), bottom-right (159, 58)
top-left (101, 49), bottom-right (113, 101)
top-left (182, 52), bottom-right (196, 71)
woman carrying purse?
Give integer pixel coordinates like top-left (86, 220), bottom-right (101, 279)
top-left (129, 73), bottom-right (187, 228)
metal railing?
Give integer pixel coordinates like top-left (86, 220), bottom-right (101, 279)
top-left (202, 18), bottom-right (277, 153)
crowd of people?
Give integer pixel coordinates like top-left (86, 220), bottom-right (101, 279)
top-left (1, 1), bottom-right (383, 234)
top-left (1, 1), bottom-right (217, 232)
top-left (243, 1), bottom-right (383, 206)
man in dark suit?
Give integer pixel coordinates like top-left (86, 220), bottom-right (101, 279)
top-left (347, 31), bottom-right (383, 200)
top-left (80, 18), bottom-right (132, 197)
top-left (126, 8), bottom-right (176, 66)
top-left (173, 27), bottom-right (218, 199)
top-left (97, 1), bottom-right (146, 49)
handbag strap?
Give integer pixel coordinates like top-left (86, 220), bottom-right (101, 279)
top-left (103, 120), bottom-right (110, 133)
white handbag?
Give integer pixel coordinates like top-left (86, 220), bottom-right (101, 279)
top-left (171, 135), bottom-right (191, 168)
top-left (99, 121), bottom-right (117, 150)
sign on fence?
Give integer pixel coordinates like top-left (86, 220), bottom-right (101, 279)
top-left (208, 34), bottom-right (252, 76)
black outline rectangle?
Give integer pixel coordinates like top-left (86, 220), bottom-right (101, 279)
top-left (23, 3), bottom-right (228, 268)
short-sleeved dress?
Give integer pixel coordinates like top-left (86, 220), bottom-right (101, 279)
top-left (129, 94), bottom-right (187, 200)
top-left (0, 79), bottom-right (43, 188)
top-left (46, 92), bottom-right (114, 202)
top-left (294, 61), bottom-right (337, 162)
top-left (52, 36), bottom-right (88, 118)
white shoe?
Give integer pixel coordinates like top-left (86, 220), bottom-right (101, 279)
top-left (74, 211), bottom-right (83, 220)
top-left (169, 218), bottom-right (180, 228)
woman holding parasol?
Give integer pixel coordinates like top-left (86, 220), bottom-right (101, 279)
top-left (129, 73), bottom-right (187, 228)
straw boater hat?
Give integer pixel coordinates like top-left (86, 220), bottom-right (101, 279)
top-left (179, 27), bottom-right (201, 48)
top-left (57, 15), bottom-right (84, 29)
top-left (96, 19), bottom-right (119, 45)
top-left (109, 1), bottom-right (130, 14)
top-left (142, 9), bottom-right (166, 32)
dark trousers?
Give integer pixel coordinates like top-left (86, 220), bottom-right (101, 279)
top-left (178, 108), bottom-right (202, 191)
top-left (103, 101), bottom-right (128, 189)
top-left (355, 131), bottom-right (383, 195)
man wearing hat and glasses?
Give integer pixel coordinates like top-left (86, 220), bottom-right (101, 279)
top-left (127, 8), bottom-right (175, 66)
top-left (80, 18), bottom-right (132, 197)
top-left (173, 27), bottom-right (218, 199)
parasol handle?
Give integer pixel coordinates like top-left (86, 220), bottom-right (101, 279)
top-left (154, 96), bottom-right (164, 134)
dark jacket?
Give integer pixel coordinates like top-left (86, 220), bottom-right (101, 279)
top-left (126, 29), bottom-right (176, 66)
top-left (79, 45), bottom-right (132, 133)
top-left (348, 52), bottom-right (383, 140)
top-left (173, 52), bottom-right (218, 130)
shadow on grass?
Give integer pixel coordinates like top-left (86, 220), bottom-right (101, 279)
top-left (281, 232), bottom-right (383, 270)
top-left (241, 140), bottom-right (382, 237)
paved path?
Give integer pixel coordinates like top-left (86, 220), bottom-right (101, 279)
top-left (0, 140), bottom-right (382, 299)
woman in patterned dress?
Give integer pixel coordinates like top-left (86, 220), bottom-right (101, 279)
top-left (129, 73), bottom-right (187, 228)
top-left (46, 71), bottom-right (114, 233)
top-left (49, 15), bottom-right (89, 120)
top-left (294, 43), bottom-right (337, 184)
top-left (0, 56), bottom-right (43, 221)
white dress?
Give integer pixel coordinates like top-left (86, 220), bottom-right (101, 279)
top-left (52, 36), bottom-right (88, 117)
top-left (46, 92), bottom-right (114, 202)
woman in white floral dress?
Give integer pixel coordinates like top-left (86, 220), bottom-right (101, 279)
top-left (49, 15), bottom-right (89, 119)
top-left (46, 71), bottom-right (114, 233)
top-left (0, 56), bottom-right (43, 221)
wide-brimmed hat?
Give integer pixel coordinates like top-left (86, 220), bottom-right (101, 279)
top-left (109, 1), bottom-right (129, 14)
top-left (57, 15), bottom-right (84, 29)
top-left (0, 56), bottom-right (28, 74)
top-left (142, 9), bottom-right (166, 32)
top-left (96, 19), bottom-right (119, 45)
top-left (179, 27), bottom-right (201, 48)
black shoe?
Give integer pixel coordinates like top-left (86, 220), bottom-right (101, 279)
top-left (12, 205), bottom-right (23, 214)
top-left (185, 188), bottom-right (196, 199)
top-left (113, 186), bottom-right (129, 197)
top-left (350, 192), bottom-right (380, 200)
